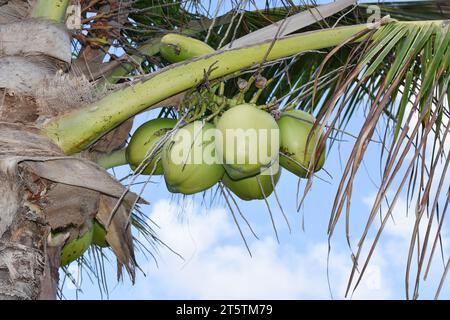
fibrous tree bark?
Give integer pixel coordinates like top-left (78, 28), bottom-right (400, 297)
top-left (0, 0), bottom-right (138, 300)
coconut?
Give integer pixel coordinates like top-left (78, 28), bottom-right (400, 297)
top-left (223, 165), bottom-right (281, 201)
top-left (92, 219), bottom-right (109, 248)
top-left (160, 34), bottom-right (215, 63)
top-left (60, 227), bottom-right (94, 266)
top-left (278, 110), bottom-right (326, 177)
top-left (162, 121), bottom-right (224, 194)
top-left (215, 104), bottom-right (280, 180)
top-left (126, 118), bottom-right (177, 175)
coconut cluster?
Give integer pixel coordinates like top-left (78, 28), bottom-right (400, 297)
top-left (125, 103), bottom-right (326, 201)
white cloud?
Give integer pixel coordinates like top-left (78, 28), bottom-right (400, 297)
top-left (137, 199), bottom-right (393, 299)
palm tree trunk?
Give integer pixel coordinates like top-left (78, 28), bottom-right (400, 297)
top-left (0, 170), bottom-right (58, 300)
top-left (0, 124), bottom-right (63, 300)
top-left (0, 0), bottom-right (70, 300)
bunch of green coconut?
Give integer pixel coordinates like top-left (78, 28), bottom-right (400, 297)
top-left (58, 110), bottom-right (325, 267)
top-left (57, 34), bottom-right (326, 268)
top-left (123, 33), bottom-right (326, 201)
top-left (57, 108), bottom-right (325, 268)
top-left (125, 104), bottom-right (326, 201)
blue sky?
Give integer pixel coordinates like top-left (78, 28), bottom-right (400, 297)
top-left (61, 1), bottom-right (450, 300)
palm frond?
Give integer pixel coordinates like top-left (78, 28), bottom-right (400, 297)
top-left (301, 19), bottom-right (450, 298)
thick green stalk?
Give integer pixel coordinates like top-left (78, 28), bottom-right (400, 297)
top-left (44, 23), bottom-right (374, 154)
top-left (32, 0), bottom-right (69, 22)
top-left (96, 149), bottom-right (128, 169)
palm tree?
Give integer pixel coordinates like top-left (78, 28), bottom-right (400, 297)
top-left (0, 0), bottom-right (448, 300)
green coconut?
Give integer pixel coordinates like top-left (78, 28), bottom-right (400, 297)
top-left (126, 118), bottom-right (177, 175)
top-left (278, 110), bottom-right (326, 177)
top-left (162, 121), bottom-right (224, 194)
top-left (60, 227), bottom-right (94, 266)
top-left (160, 33), bottom-right (215, 63)
top-left (223, 165), bottom-right (282, 201)
top-left (215, 104), bottom-right (280, 180)
top-left (92, 219), bottom-right (109, 248)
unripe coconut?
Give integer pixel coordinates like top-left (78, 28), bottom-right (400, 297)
top-left (215, 104), bottom-right (280, 180)
top-left (162, 121), bottom-right (224, 194)
top-left (126, 118), bottom-right (177, 175)
top-left (223, 165), bottom-right (281, 201)
top-left (92, 219), bottom-right (109, 248)
top-left (160, 34), bottom-right (214, 63)
top-left (278, 110), bottom-right (326, 177)
top-left (60, 227), bottom-right (94, 266)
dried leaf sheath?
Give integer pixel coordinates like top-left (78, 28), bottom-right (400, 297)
top-left (0, 122), bottom-right (142, 298)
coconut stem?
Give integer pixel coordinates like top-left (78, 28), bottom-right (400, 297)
top-left (44, 21), bottom-right (390, 154)
top-left (250, 78), bottom-right (274, 104)
top-left (32, 0), bottom-right (69, 22)
top-left (96, 149), bottom-right (128, 169)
